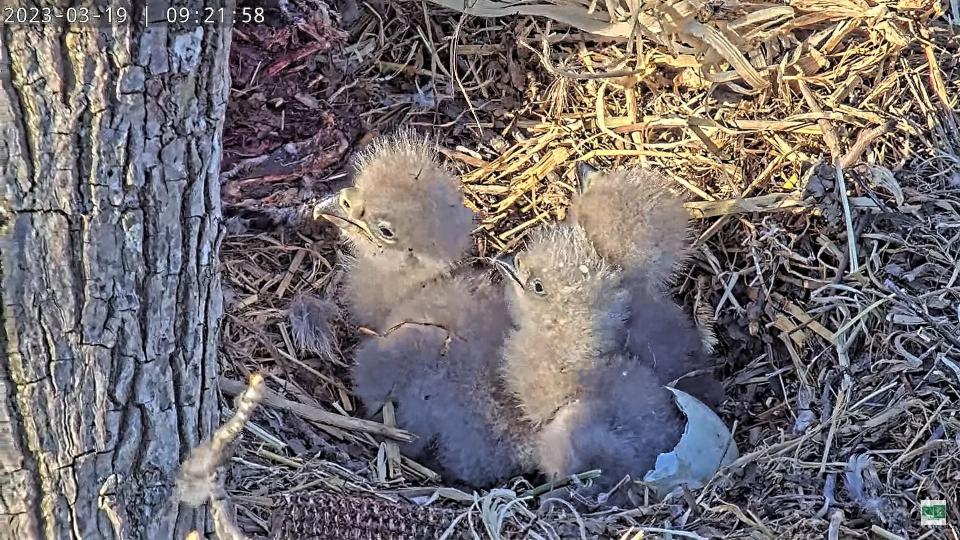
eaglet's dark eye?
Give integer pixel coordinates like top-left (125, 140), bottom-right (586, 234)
top-left (531, 279), bottom-right (546, 295)
top-left (379, 225), bottom-right (394, 238)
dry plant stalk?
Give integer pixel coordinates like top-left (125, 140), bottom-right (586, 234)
top-left (179, 373), bottom-right (266, 540)
top-left (427, 0), bottom-right (769, 89)
top-left (179, 374), bottom-right (469, 539)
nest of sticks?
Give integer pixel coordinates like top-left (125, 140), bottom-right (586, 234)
top-left (200, 0), bottom-right (960, 537)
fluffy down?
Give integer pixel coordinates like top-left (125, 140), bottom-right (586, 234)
top-left (537, 361), bottom-right (684, 505)
top-left (320, 131), bottom-right (535, 486)
top-left (288, 293), bottom-right (340, 357)
top-left (625, 278), bottom-right (724, 407)
top-left (352, 272), bottom-right (535, 486)
top-left (501, 225), bottom-right (630, 425)
top-left (567, 167), bottom-right (722, 405)
top-left (501, 223), bottom-right (712, 505)
top-left (316, 130), bottom-right (475, 329)
top-left (569, 167), bottom-right (693, 287)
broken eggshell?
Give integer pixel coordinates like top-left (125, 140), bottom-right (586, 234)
top-left (642, 387), bottom-right (738, 499)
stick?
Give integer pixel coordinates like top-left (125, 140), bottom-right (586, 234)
top-left (219, 377), bottom-right (416, 442)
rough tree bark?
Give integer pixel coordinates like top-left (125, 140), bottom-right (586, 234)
top-left (0, 5), bottom-right (231, 539)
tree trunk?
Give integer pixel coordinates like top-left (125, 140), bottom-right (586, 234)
top-left (0, 7), bottom-right (231, 539)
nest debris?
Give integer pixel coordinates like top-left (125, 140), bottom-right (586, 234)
top-left (209, 0), bottom-right (960, 538)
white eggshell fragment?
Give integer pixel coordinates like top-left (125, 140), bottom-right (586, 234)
top-left (642, 387), bottom-right (738, 498)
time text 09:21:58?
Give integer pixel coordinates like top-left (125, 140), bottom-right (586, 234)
top-left (2, 5), bottom-right (265, 26)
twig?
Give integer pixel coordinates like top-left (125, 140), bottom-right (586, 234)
top-left (381, 401), bottom-right (403, 479)
top-left (827, 509), bottom-right (844, 540)
top-left (815, 473), bottom-right (837, 519)
top-left (883, 279), bottom-right (960, 349)
top-left (219, 377), bottom-right (416, 442)
top-left (819, 373), bottom-right (848, 475)
top-left (799, 81), bottom-right (860, 273)
top-left (871, 525), bottom-right (907, 540)
top-left (833, 162), bottom-right (860, 273)
top-left (179, 374), bottom-right (266, 540)
top-left (638, 527), bottom-right (708, 540)
top-left (839, 120), bottom-right (896, 168)
top-left (380, 320), bottom-right (457, 355)
top-left (519, 29), bottom-right (648, 81)
top-left (520, 470), bottom-right (602, 499)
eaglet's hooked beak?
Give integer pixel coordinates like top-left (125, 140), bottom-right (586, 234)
top-left (491, 253), bottom-right (524, 289)
top-left (313, 189), bottom-right (381, 247)
top-left (575, 162), bottom-right (599, 195)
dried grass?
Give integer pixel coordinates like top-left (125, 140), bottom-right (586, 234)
top-left (213, 0), bottom-right (960, 537)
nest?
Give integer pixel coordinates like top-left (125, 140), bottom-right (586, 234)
top-left (208, 0), bottom-right (960, 537)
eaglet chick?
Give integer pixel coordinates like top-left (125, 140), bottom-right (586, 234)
top-left (314, 132), bottom-right (533, 486)
top-left (497, 224), bottom-right (684, 504)
top-left (567, 165), bottom-right (722, 406)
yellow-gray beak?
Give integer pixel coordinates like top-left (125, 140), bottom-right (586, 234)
top-left (312, 190), bottom-right (381, 247)
top-left (313, 193), bottom-right (341, 222)
top-left (492, 253), bottom-right (523, 288)
top-left (576, 162), bottom-right (599, 195)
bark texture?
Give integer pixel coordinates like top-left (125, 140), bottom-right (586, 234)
top-left (0, 7), bottom-right (231, 539)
